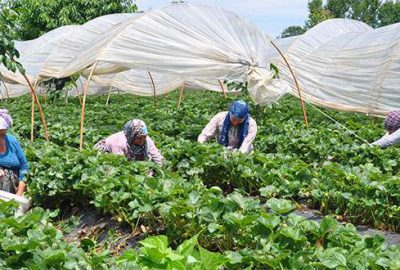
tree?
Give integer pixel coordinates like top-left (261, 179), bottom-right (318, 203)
top-left (279, 26), bottom-right (306, 38)
top-left (303, 0), bottom-right (398, 29)
top-left (326, 0), bottom-right (352, 18)
top-left (0, 7), bottom-right (24, 74)
top-left (349, 0), bottom-right (381, 28)
top-left (305, 0), bottom-right (334, 29)
top-left (1, 0), bottom-right (138, 40)
top-left (378, 0), bottom-right (400, 26)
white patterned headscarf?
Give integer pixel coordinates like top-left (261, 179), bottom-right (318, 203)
top-left (123, 119), bottom-right (149, 161)
top-left (0, 109), bottom-right (13, 130)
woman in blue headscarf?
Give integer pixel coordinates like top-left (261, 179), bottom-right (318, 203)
top-left (198, 100), bottom-right (257, 153)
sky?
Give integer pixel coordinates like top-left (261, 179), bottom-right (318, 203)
top-left (136, 0), bottom-right (310, 37)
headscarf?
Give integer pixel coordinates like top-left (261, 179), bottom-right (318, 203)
top-left (384, 110), bottom-right (400, 134)
top-left (219, 100), bottom-right (250, 148)
top-left (123, 119), bottom-right (149, 161)
top-left (0, 109), bottom-right (12, 130)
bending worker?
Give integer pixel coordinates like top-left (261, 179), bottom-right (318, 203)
top-left (0, 109), bottom-right (29, 196)
top-left (372, 110), bottom-right (400, 148)
top-left (94, 119), bottom-right (163, 166)
top-left (198, 100), bottom-right (257, 153)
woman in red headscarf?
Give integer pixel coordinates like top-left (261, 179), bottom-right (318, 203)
top-left (372, 110), bottom-right (400, 148)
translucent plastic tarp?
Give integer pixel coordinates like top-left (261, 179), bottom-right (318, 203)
top-left (0, 14), bottom-right (136, 86)
top-left (2, 5), bottom-right (260, 97)
top-left (276, 19), bottom-right (400, 115)
top-left (269, 36), bottom-right (299, 63)
top-left (1, 5), bottom-right (400, 115)
top-left (64, 4), bottom-right (271, 82)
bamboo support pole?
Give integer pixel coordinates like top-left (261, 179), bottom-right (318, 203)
top-left (79, 61), bottom-right (99, 151)
top-left (106, 86), bottom-right (113, 106)
top-left (147, 71), bottom-right (157, 109)
top-left (30, 78), bottom-right (40, 142)
top-left (23, 74), bottom-right (50, 142)
top-left (270, 40), bottom-right (309, 128)
top-left (30, 93), bottom-right (35, 141)
top-left (2, 81), bottom-right (10, 99)
top-left (217, 80), bottom-right (227, 98)
top-left (177, 83), bottom-right (185, 110)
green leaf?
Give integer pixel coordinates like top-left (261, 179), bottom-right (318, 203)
top-left (320, 217), bottom-right (338, 236)
top-left (197, 246), bottom-right (227, 270)
top-left (42, 249), bottom-right (66, 266)
top-left (318, 248), bottom-right (347, 269)
top-left (177, 234), bottom-right (198, 256)
top-left (266, 198), bottom-right (295, 214)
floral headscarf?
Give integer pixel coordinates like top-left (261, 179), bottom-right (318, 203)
top-left (123, 119), bottom-right (149, 161)
top-left (384, 111), bottom-right (400, 134)
top-left (0, 109), bottom-right (13, 130)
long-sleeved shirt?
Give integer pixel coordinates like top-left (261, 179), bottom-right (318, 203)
top-left (198, 111), bottom-right (257, 153)
top-left (103, 131), bottom-right (163, 165)
top-left (371, 129), bottom-right (400, 148)
top-left (0, 135), bottom-right (29, 181)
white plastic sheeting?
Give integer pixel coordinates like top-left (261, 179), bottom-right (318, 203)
top-left (0, 26), bottom-right (79, 85)
top-left (0, 14), bottom-right (136, 86)
top-left (1, 4), bottom-right (267, 97)
top-left (1, 5), bottom-right (400, 115)
top-left (0, 82), bottom-right (29, 98)
top-left (269, 36), bottom-right (299, 63)
top-left (91, 70), bottom-right (184, 96)
top-left (64, 4), bottom-right (271, 83)
top-left (276, 19), bottom-right (400, 115)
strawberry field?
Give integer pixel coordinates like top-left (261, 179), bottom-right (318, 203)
top-left (1, 91), bottom-right (400, 269)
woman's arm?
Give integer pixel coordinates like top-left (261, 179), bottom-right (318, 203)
top-left (14, 138), bottom-right (29, 181)
top-left (147, 137), bottom-right (163, 166)
top-left (371, 129), bottom-right (400, 148)
top-left (198, 112), bottom-right (224, 143)
top-left (13, 138), bottom-right (29, 196)
top-left (16, 181), bottom-right (26, 197)
top-left (239, 118), bottom-right (258, 153)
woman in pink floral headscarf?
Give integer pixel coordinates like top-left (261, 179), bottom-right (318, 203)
top-left (94, 119), bottom-right (163, 165)
top-left (372, 110), bottom-right (400, 148)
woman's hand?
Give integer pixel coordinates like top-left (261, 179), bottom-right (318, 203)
top-left (16, 181), bottom-right (26, 197)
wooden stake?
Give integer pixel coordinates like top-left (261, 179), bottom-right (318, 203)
top-left (30, 77), bottom-right (41, 142)
top-left (177, 83), bottom-right (185, 110)
top-left (106, 86), bottom-right (113, 106)
top-left (218, 80), bottom-right (227, 98)
top-left (147, 71), bottom-right (157, 109)
top-left (30, 92), bottom-right (35, 141)
top-left (270, 40), bottom-right (309, 128)
top-left (23, 74), bottom-right (50, 142)
top-left (79, 61), bottom-right (99, 151)
top-left (2, 81), bottom-right (10, 99)
top-left (0, 84), bottom-right (5, 100)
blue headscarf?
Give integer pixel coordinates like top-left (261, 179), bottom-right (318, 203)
top-left (218, 100), bottom-right (250, 148)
